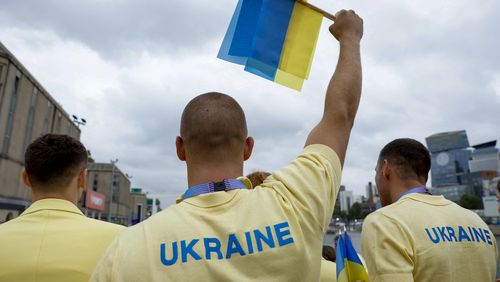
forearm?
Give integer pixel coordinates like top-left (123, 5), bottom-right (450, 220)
top-left (323, 39), bottom-right (362, 127)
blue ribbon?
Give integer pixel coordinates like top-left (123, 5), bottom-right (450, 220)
top-left (181, 179), bottom-right (247, 201)
top-left (397, 187), bottom-right (431, 201)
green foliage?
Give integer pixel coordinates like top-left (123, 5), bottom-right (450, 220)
top-left (87, 150), bottom-right (95, 163)
top-left (458, 194), bottom-right (483, 210)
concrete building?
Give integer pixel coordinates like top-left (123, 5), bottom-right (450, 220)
top-left (130, 188), bottom-right (148, 225)
top-left (0, 42), bottom-right (80, 222)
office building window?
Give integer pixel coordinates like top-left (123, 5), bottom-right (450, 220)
top-left (23, 88), bottom-right (38, 152)
top-left (93, 174), bottom-right (98, 191)
top-left (2, 75), bottom-right (20, 157)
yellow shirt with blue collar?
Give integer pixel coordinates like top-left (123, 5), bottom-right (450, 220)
top-left (91, 144), bottom-right (342, 281)
top-left (0, 198), bottom-right (124, 282)
top-left (361, 193), bottom-right (498, 282)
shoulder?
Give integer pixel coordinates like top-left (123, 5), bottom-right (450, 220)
top-left (300, 144), bottom-right (341, 168)
top-left (81, 217), bottom-right (125, 234)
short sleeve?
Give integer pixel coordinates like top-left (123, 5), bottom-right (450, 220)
top-left (260, 144), bottom-right (342, 233)
top-left (90, 237), bottom-right (119, 282)
top-left (361, 213), bottom-right (414, 282)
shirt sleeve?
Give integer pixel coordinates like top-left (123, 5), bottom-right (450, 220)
top-left (90, 237), bottom-right (119, 282)
top-left (361, 213), bottom-right (415, 282)
top-left (259, 144), bottom-right (342, 234)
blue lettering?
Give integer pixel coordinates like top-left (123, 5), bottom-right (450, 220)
top-left (226, 234), bottom-right (246, 259)
top-left (437, 226), bottom-right (451, 242)
top-left (274, 222), bottom-right (294, 247)
top-left (204, 238), bottom-right (223, 260)
top-left (254, 226), bottom-right (276, 252)
top-left (245, 231), bottom-right (254, 254)
top-left (160, 242), bottom-right (178, 266)
top-left (472, 227), bottom-right (486, 243)
top-left (446, 226), bottom-right (457, 242)
top-left (181, 239), bottom-right (202, 263)
top-left (457, 226), bottom-right (471, 242)
top-left (468, 227), bottom-right (476, 242)
top-left (484, 229), bottom-right (493, 246)
top-left (425, 228), bottom-right (440, 244)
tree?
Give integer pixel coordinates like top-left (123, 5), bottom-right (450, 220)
top-left (348, 202), bottom-right (362, 220)
top-left (87, 150), bottom-right (95, 163)
top-left (459, 194), bottom-right (483, 210)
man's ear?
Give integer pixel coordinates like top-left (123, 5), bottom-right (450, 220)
top-left (176, 136), bottom-right (186, 161)
top-left (22, 169), bottom-right (32, 188)
top-left (243, 137), bottom-right (254, 161)
top-left (382, 160), bottom-right (391, 180)
top-left (77, 169), bottom-right (87, 189)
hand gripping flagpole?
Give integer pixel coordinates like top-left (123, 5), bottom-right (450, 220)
top-left (296, 0), bottom-right (336, 21)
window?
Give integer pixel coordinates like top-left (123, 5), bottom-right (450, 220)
top-left (23, 88), bottom-right (38, 152)
top-left (2, 75), bottom-right (20, 157)
top-left (93, 174), bottom-right (98, 191)
top-left (0, 65), bottom-right (4, 103)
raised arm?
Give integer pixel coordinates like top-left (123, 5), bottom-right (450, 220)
top-left (305, 10), bottom-right (363, 166)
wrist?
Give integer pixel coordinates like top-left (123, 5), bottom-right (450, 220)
top-left (339, 37), bottom-right (361, 47)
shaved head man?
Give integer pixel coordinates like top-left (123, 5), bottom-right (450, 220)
top-left (92, 10), bottom-right (364, 282)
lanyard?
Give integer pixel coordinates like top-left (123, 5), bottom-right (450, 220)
top-left (397, 187), bottom-right (431, 201)
top-left (181, 179), bottom-right (247, 201)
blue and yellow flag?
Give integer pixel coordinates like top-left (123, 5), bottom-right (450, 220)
top-left (217, 0), bottom-right (323, 91)
top-left (336, 231), bottom-right (369, 282)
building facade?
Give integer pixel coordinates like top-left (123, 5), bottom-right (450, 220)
top-left (0, 42), bottom-right (80, 222)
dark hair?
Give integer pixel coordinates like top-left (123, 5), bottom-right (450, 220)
top-left (25, 134), bottom-right (88, 189)
top-left (497, 180), bottom-right (500, 193)
top-left (322, 245), bottom-right (336, 262)
top-left (379, 138), bottom-right (431, 183)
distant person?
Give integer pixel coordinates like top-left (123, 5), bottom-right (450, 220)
top-left (0, 134), bottom-right (123, 282)
top-left (246, 171), bottom-right (271, 188)
top-left (361, 138), bottom-right (498, 282)
top-left (497, 180), bottom-right (500, 212)
top-left (92, 10), bottom-right (363, 282)
top-left (321, 245), bottom-right (337, 282)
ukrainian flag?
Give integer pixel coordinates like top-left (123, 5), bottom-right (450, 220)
top-left (218, 0), bottom-right (323, 91)
top-left (336, 231), bottom-right (369, 282)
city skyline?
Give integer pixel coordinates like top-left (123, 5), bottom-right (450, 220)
top-left (1, 0), bottom-right (499, 206)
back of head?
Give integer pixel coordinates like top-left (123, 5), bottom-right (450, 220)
top-left (322, 245), bottom-right (336, 262)
top-left (25, 134), bottom-right (88, 190)
top-left (180, 92), bottom-right (248, 163)
top-left (378, 138), bottom-right (431, 183)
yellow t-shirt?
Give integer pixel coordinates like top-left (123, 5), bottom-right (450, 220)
top-left (0, 199), bottom-right (124, 282)
top-left (320, 259), bottom-right (337, 282)
top-left (361, 193), bottom-right (498, 282)
top-left (91, 144), bottom-right (341, 281)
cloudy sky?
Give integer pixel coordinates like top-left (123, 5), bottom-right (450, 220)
top-left (1, 0), bottom-right (499, 206)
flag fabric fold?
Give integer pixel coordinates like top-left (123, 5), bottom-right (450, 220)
top-left (336, 230), bottom-right (369, 282)
top-left (218, 0), bottom-right (323, 91)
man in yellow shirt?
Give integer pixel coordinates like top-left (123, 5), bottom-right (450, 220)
top-left (92, 10), bottom-right (363, 282)
top-left (0, 134), bottom-right (124, 282)
top-left (362, 138), bottom-right (498, 282)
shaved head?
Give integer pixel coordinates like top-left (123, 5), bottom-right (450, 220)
top-left (180, 92), bottom-right (248, 163)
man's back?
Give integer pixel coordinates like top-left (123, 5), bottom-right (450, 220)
top-left (0, 199), bottom-right (124, 282)
top-left (362, 193), bottom-right (498, 282)
top-left (92, 145), bottom-right (341, 281)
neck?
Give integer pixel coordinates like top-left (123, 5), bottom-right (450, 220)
top-left (32, 187), bottom-right (79, 205)
top-left (390, 180), bottom-right (426, 204)
top-left (186, 162), bottom-right (244, 188)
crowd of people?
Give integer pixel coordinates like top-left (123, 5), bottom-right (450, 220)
top-left (0, 10), bottom-right (498, 282)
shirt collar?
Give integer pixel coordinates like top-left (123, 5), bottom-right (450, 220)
top-left (21, 198), bottom-right (84, 216)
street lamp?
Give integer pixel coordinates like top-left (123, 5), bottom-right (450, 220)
top-left (107, 159), bottom-right (118, 222)
top-left (72, 115), bottom-right (87, 128)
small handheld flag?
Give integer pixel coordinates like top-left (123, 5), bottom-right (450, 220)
top-left (218, 0), bottom-right (334, 91)
top-left (336, 230), bottom-right (369, 282)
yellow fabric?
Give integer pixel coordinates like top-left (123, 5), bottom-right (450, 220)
top-left (0, 199), bottom-right (124, 282)
top-left (275, 1), bottom-right (322, 92)
top-left (320, 259), bottom-right (337, 282)
top-left (361, 193), bottom-right (498, 282)
top-left (91, 144), bottom-right (342, 282)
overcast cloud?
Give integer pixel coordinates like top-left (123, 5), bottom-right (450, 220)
top-left (1, 0), bottom-right (499, 206)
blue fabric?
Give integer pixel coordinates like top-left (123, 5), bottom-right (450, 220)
top-left (228, 0), bottom-right (263, 57)
top-left (336, 232), bottom-right (346, 277)
top-left (217, 0), bottom-right (247, 65)
top-left (182, 179), bottom-right (247, 201)
top-left (344, 232), bottom-right (363, 264)
top-left (244, 0), bottom-right (295, 80)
